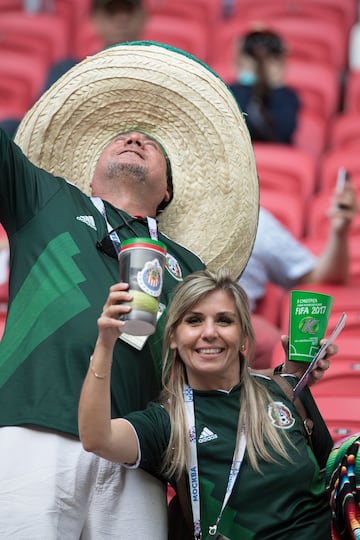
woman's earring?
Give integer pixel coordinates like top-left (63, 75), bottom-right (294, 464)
top-left (241, 344), bottom-right (246, 352)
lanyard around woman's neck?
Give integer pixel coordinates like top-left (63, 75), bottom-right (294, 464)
top-left (183, 384), bottom-right (246, 539)
top-left (91, 197), bottom-right (158, 255)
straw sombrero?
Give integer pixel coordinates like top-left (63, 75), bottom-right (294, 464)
top-left (14, 41), bottom-right (259, 278)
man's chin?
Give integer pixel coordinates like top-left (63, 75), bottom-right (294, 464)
top-left (108, 162), bottom-right (146, 182)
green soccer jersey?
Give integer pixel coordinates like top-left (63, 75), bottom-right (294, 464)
top-left (0, 128), bottom-right (205, 437)
top-left (127, 375), bottom-right (331, 539)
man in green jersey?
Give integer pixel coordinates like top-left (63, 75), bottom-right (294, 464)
top-left (0, 43), bottom-right (260, 538)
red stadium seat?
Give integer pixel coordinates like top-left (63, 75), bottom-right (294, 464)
top-left (254, 143), bottom-right (317, 208)
top-left (0, 51), bottom-right (49, 111)
top-left (71, 18), bottom-right (104, 60)
top-left (270, 17), bottom-right (345, 71)
top-left (333, 335), bottom-right (360, 360)
top-left (0, 103), bottom-right (26, 124)
top-left (318, 148), bottom-right (360, 193)
top-left (314, 395), bottom-right (360, 443)
top-left (327, 308), bottom-right (360, 338)
top-left (53, 0), bottom-right (91, 52)
top-left (141, 14), bottom-right (209, 61)
top-left (344, 71), bottom-right (360, 113)
top-left (348, 256), bottom-right (360, 285)
top-left (310, 358), bottom-right (360, 398)
top-left (0, 76), bottom-right (34, 119)
top-left (230, 0), bottom-right (356, 44)
top-left (0, 0), bottom-right (22, 10)
top-left (293, 109), bottom-right (327, 162)
top-left (253, 282), bottom-right (285, 328)
top-left (329, 113), bottom-right (360, 150)
top-left (284, 59), bottom-right (340, 122)
top-left (209, 16), bottom-right (345, 76)
top-left (146, 0), bottom-right (222, 22)
top-left (260, 190), bottom-right (305, 239)
top-left (145, 0), bottom-right (222, 62)
top-left (0, 12), bottom-right (69, 66)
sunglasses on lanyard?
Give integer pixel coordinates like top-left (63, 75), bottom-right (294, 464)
top-left (96, 214), bottom-right (147, 259)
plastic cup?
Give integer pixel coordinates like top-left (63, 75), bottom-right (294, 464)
top-left (288, 290), bottom-right (333, 363)
top-left (118, 237), bottom-right (167, 336)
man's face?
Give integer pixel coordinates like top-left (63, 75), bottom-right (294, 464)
top-left (92, 8), bottom-right (146, 46)
top-left (91, 132), bottom-right (170, 211)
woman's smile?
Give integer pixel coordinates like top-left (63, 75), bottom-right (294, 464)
top-left (171, 290), bottom-right (244, 390)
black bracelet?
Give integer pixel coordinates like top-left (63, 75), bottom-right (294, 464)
top-left (273, 363), bottom-right (285, 375)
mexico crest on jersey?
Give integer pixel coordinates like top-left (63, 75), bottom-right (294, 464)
top-left (165, 253), bottom-right (182, 280)
top-left (268, 401), bottom-right (295, 429)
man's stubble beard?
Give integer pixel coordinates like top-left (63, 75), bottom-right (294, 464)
top-left (107, 162), bottom-right (147, 184)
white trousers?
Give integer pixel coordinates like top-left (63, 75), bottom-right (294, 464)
top-left (0, 427), bottom-right (167, 539)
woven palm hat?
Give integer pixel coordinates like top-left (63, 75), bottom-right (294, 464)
top-left (15, 42), bottom-right (259, 278)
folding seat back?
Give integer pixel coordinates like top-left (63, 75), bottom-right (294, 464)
top-left (0, 0), bottom-right (22, 10)
top-left (293, 109), bottom-right (327, 162)
top-left (260, 190), bottom-right (305, 239)
top-left (230, 0), bottom-right (356, 42)
top-left (329, 113), bottom-right (360, 150)
top-left (0, 12), bottom-right (69, 66)
top-left (72, 18), bottom-right (104, 60)
top-left (284, 59), bottom-right (339, 122)
top-left (254, 143), bottom-right (316, 208)
top-left (0, 51), bottom-right (49, 110)
top-left (344, 71), bottom-right (360, 113)
top-left (253, 282), bottom-right (285, 328)
top-left (310, 359), bottom-right (360, 398)
top-left (141, 15), bottom-right (209, 61)
top-left (0, 77), bottom-right (33, 118)
top-left (314, 395), bottom-right (360, 443)
top-left (269, 17), bottom-right (345, 71)
top-left (145, 0), bottom-right (222, 62)
top-left (319, 148), bottom-right (360, 193)
top-left (53, 0), bottom-right (91, 52)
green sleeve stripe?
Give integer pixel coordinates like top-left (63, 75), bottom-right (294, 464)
top-left (0, 233), bottom-right (89, 386)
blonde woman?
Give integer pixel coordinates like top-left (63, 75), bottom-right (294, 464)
top-left (79, 269), bottom-right (333, 539)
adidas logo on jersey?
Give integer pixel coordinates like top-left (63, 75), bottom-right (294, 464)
top-left (76, 215), bottom-right (96, 230)
top-left (198, 427), bottom-right (218, 444)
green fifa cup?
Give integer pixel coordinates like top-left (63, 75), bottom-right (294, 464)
top-left (288, 290), bottom-right (334, 363)
top-left (118, 237), bottom-right (167, 336)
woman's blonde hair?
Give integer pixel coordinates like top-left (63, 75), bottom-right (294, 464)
top-left (160, 268), bottom-right (290, 479)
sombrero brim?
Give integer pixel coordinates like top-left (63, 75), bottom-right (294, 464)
top-left (15, 41), bottom-right (259, 278)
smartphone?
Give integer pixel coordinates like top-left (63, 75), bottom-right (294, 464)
top-left (335, 167), bottom-right (351, 210)
top-left (335, 166), bottom-right (349, 194)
